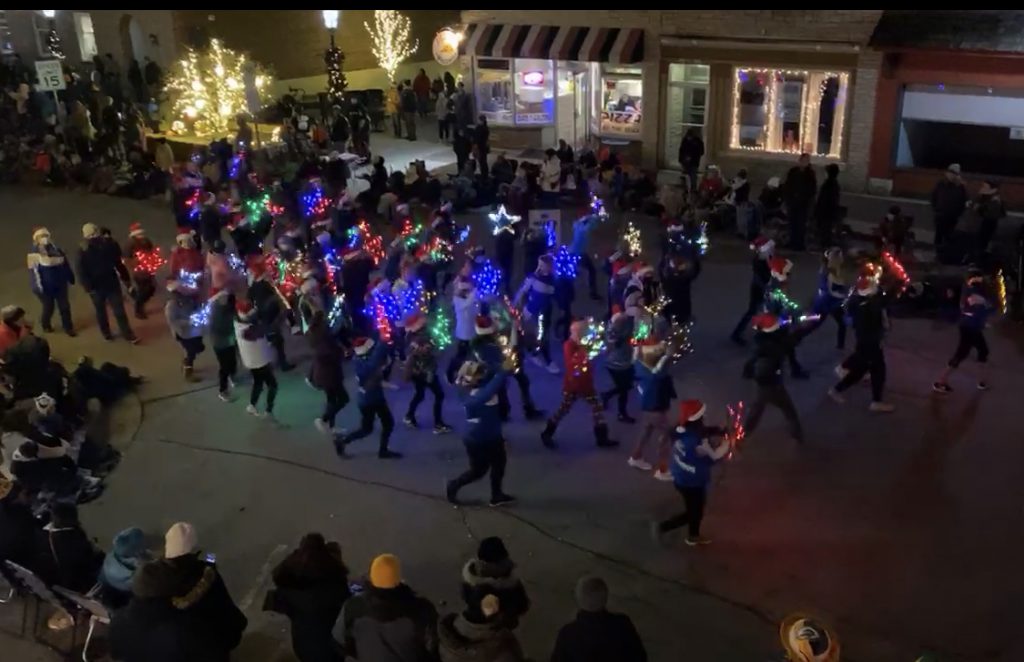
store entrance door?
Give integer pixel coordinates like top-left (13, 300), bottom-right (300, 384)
top-left (572, 71), bottom-right (589, 150)
top-left (557, 63), bottom-right (591, 151)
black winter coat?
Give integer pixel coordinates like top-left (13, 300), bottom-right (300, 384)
top-left (783, 165), bottom-right (817, 209)
top-left (77, 237), bottom-right (130, 293)
top-left (32, 525), bottom-right (103, 593)
top-left (460, 559), bottom-right (530, 629)
top-left (931, 179), bottom-right (967, 220)
top-left (550, 610), bottom-right (647, 662)
top-left (268, 551), bottom-right (350, 662)
top-left (814, 176), bottom-right (842, 225)
top-left (0, 498), bottom-right (37, 567)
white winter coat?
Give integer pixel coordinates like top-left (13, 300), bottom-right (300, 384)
top-left (453, 291), bottom-right (479, 341)
top-left (234, 319), bottom-right (275, 369)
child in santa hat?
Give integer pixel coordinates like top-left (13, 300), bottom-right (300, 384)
top-left (540, 320), bottom-right (618, 450)
top-left (446, 276), bottom-right (479, 384)
top-left (234, 298), bottom-right (278, 419)
top-left (164, 278), bottom-right (206, 382)
top-left (169, 227), bottom-right (204, 282)
top-left (651, 399), bottom-right (731, 547)
top-left (761, 256), bottom-right (809, 379)
top-left (827, 273), bottom-right (895, 412)
top-left (743, 313), bottom-right (805, 444)
top-left (335, 336), bottom-right (401, 459)
top-left (933, 267), bottom-right (996, 394)
top-left (122, 222), bottom-right (158, 320)
top-left (514, 254), bottom-right (558, 373)
top-left (208, 287), bottom-right (237, 401)
top-left (629, 339), bottom-right (677, 478)
top-left (600, 306), bottom-right (636, 423)
top-left (403, 312), bottom-right (451, 434)
top-left (246, 255), bottom-right (294, 371)
top-left (730, 236), bottom-right (774, 345)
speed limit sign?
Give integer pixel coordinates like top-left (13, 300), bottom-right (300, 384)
top-left (35, 59), bottom-right (66, 91)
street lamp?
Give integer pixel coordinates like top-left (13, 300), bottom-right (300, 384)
top-left (322, 10), bottom-right (346, 105)
top-left (41, 10), bottom-right (64, 60)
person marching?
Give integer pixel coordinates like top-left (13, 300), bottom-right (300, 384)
top-left (514, 253), bottom-right (559, 374)
top-left (27, 227), bottom-right (76, 336)
top-left (334, 337), bottom-right (401, 460)
top-left (247, 256), bottom-right (294, 372)
top-left (540, 321), bottom-right (618, 450)
top-left (933, 267), bottom-right (996, 394)
top-left (729, 236), bottom-right (774, 346)
top-left (742, 313), bottom-right (805, 444)
top-left (472, 309), bottom-right (544, 422)
top-left (446, 276), bottom-right (479, 384)
top-left (651, 400), bottom-right (731, 547)
top-left (307, 304), bottom-right (350, 437)
top-left (629, 339), bottom-right (678, 479)
top-left (169, 227), bottom-right (204, 283)
top-left (234, 298), bottom-right (278, 420)
top-left (600, 306), bottom-right (636, 423)
top-left (208, 287), bottom-right (238, 402)
top-left (762, 256), bottom-right (810, 379)
top-left (570, 212), bottom-right (602, 300)
top-left (164, 278), bottom-right (206, 382)
top-left (402, 312), bottom-right (452, 434)
top-left (827, 272), bottom-right (896, 412)
top-left (805, 247), bottom-right (848, 350)
top-left (123, 223), bottom-right (158, 320)
top-left (445, 357), bottom-right (517, 507)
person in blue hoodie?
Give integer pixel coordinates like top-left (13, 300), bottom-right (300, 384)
top-left (334, 336), bottom-right (401, 459)
top-left (933, 267), bottom-right (995, 394)
top-left (446, 359), bottom-right (516, 507)
top-left (98, 526), bottom-right (149, 608)
top-left (629, 339), bottom-right (677, 480)
top-left (651, 399), bottom-right (730, 547)
top-left (514, 253), bottom-right (558, 373)
top-left (570, 213), bottom-right (601, 300)
top-left (27, 227), bottom-right (76, 336)
top-left (805, 247), bottom-right (848, 350)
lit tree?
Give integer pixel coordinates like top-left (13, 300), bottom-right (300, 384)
top-left (364, 10), bottom-right (419, 83)
top-left (162, 39), bottom-right (274, 137)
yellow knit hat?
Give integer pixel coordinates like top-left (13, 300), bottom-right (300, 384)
top-left (369, 553), bottom-right (402, 589)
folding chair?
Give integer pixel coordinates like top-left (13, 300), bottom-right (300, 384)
top-left (0, 563), bottom-right (15, 604)
top-left (2, 560), bottom-right (65, 640)
top-left (53, 586), bottom-right (111, 662)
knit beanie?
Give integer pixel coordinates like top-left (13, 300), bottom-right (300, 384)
top-left (477, 536), bottom-right (509, 564)
top-left (575, 575), bottom-right (608, 612)
top-left (369, 553), bottom-right (402, 589)
top-left (164, 522), bottom-right (198, 559)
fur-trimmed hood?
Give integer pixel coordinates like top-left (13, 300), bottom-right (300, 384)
top-left (132, 554), bottom-right (217, 610)
top-left (461, 558), bottom-right (519, 590)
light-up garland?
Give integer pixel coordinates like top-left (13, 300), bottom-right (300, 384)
top-left (428, 309), bottom-right (453, 350)
top-left (396, 277), bottom-right (429, 319)
top-left (178, 269), bottom-right (202, 290)
top-left (363, 292), bottom-right (397, 343)
top-left (301, 182), bottom-right (332, 219)
top-left (768, 287), bottom-right (803, 316)
top-left (189, 300), bottom-right (212, 327)
top-left (489, 205), bottom-right (522, 236)
top-left (579, 318), bottom-right (607, 361)
top-left (624, 220), bottom-right (642, 257)
top-left (589, 193), bottom-right (609, 221)
top-left (457, 225), bottom-right (471, 244)
top-left (133, 247), bottom-right (166, 275)
top-left (227, 253), bottom-right (245, 274)
top-left (996, 269), bottom-right (1008, 315)
top-left (327, 294), bottom-right (347, 329)
top-left (472, 259), bottom-right (503, 298)
top-left (725, 401), bottom-right (746, 460)
top-left (669, 222), bottom-right (710, 257)
top-left (423, 236), bottom-right (454, 265)
top-left (266, 250), bottom-right (306, 298)
top-left (880, 250), bottom-right (909, 297)
top-left (544, 220), bottom-right (557, 249)
top-left (399, 219), bottom-right (424, 248)
top-left (347, 221), bottom-right (385, 266)
top-left (553, 245), bottom-right (580, 280)
top-left (184, 189), bottom-right (202, 221)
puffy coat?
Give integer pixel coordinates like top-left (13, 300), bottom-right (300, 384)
top-left (235, 318), bottom-right (274, 369)
top-left (438, 613), bottom-right (524, 662)
top-left (27, 244), bottom-right (75, 295)
top-left (332, 584), bottom-right (438, 662)
top-left (459, 558), bottom-right (530, 629)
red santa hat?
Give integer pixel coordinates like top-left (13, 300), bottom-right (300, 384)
top-left (855, 276), bottom-right (879, 296)
top-left (611, 259), bottom-right (633, 277)
top-left (176, 227), bottom-right (195, 246)
top-left (353, 336), bottom-right (375, 356)
top-left (769, 257), bottom-right (793, 281)
top-left (610, 305), bottom-right (626, 324)
top-left (235, 298), bottom-right (256, 320)
top-left (678, 399), bottom-right (707, 425)
top-left (246, 255), bottom-right (267, 278)
top-left (405, 312), bottom-right (427, 333)
top-left (634, 261), bottom-right (654, 278)
top-left (752, 312), bottom-right (781, 333)
top-left (751, 235), bottom-right (774, 255)
top-left (129, 222), bottom-right (145, 238)
top-left (475, 314), bottom-right (495, 335)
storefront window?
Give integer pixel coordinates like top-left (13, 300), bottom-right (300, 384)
top-left (513, 58), bottom-right (554, 125)
top-left (730, 67), bottom-right (849, 158)
top-left (599, 66), bottom-right (643, 138)
top-left (475, 58), bottom-right (514, 126)
top-left (664, 62), bottom-right (710, 167)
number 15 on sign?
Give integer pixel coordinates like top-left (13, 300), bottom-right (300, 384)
top-left (35, 60), bottom-right (66, 92)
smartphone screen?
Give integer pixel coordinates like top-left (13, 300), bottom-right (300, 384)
top-left (204, 552), bottom-right (217, 564)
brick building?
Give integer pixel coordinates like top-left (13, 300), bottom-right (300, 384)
top-left (459, 10), bottom-right (884, 191)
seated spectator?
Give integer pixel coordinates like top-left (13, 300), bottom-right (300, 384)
top-left (99, 526), bottom-right (149, 608)
top-left (270, 532), bottom-right (352, 662)
top-left (0, 478), bottom-right (37, 568)
top-left (491, 154), bottom-right (514, 187)
top-left (112, 522), bottom-right (248, 661)
top-left (550, 575), bottom-right (647, 662)
top-left (33, 502), bottom-right (103, 593)
top-left (460, 536), bottom-right (529, 629)
top-left (439, 594), bottom-right (525, 662)
top-left (333, 553), bottom-right (437, 661)
top-left (10, 439), bottom-right (79, 497)
top-left (0, 305), bottom-right (32, 355)
top-left (696, 165), bottom-right (725, 207)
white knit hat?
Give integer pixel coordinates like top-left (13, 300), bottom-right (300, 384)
top-left (165, 522), bottom-right (198, 559)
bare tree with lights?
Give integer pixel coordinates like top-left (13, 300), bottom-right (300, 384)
top-left (162, 39), bottom-right (274, 137)
top-left (363, 10), bottom-right (419, 83)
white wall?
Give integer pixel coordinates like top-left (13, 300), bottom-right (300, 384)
top-left (902, 90), bottom-right (1024, 128)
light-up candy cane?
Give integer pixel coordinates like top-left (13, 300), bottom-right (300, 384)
top-left (624, 220), bottom-right (642, 257)
top-left (996, 269), bottom-right (1008, 315)
top-left (880, 250), bottom-right (909, 296)
top-left (725, 401), bottom-right (746, 460)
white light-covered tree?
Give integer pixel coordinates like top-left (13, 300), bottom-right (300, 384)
top-left (363, 10), bottom-right (419, 83)
top-left (163, 39), bottom-right (274, 137)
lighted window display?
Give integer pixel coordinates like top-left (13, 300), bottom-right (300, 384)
top-left (513, 58), bottom-right (554, 125)
top-left (599, 67), bottom-right (643, 137)
top-left (475, 58), bottom-right (514, 126)
top-left (730, 67), bottom-right (849, 158)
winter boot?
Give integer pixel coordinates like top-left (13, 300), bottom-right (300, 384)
top-left (523, 404), bottom-right (545, 420)
top-left (594, 424), bottom-right (619, 448)
top-left (540, 421), bottom-right (557, 449)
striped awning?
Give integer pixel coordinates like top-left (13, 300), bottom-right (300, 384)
top-left (461, 24), bottom-right (644, 64)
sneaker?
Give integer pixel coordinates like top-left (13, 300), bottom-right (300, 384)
top-left (228, 377), bottom-right (236, 389)
top-left (403, 415), bottom-right (418, 429)
top-left (652, 469), bottom-right (673, 482)
top-left (834, 365), bottom-right (849, 380)
top-left (628, 457), bottom-right (653, 471)
top-left (102, 334), bottom-right (114, 342)
top-left (932, 382), bottom-right (953, 394)
top-left (333, 438), bottom-right (348, 457)
top-left (977, 381), bottom-right (990, 391)
top-left (685, 536), bottom-right (713, 546)
top-left (41, 325), bottom-right (54, 334)
top-left (127, 336), bottom-right (140, 345)
top-left (545, 362), bottom-right (560, 374)
top-left (382, 380), bottom-right (399, 390)
top-left (489, 493), bottom-right (517, 507)
top-left (868, 401), bottom-right (895, 413)
top-left (246, 404), bottom-right (262, 417)
top-left (530, 355), bottom-right (546, 369)
top-left (826, 388), bottom-right (845, 404)
top-left (217, 391), bottom-right (233, 402)
top-left (314, 418), bottom-right (331, 435)
top-left (618, 413), bottom-right (637, 424)
top-left (433, 424), bottom-right (452, 435)
top-left (378, 449), bottom-right (403, 459)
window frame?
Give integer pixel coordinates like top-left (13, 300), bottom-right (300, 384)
top-left (593, 63), bottom-right (644, 140)
top-left (73, 12), bottom-right (98, 61)
top-left (32, 12), bottom-right (54, 58)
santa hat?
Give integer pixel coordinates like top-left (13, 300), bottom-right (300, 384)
top-left (610, 305), bottom-right (626, 324)
top-left (405, 312), bottom-right (427, 333)
top-left (129, 222), bottom-right (145, 238)
top-left (769, 257), bottom-right (793, 281)
top-left (353, 337), bottom-right (375, 356)
top-left (634, 262), bottom-right (654, 278)
top-left (235, 298), bottom-right (256, 320)
top-left (176, 227), bottom-right (195, 246)
top-left (855, 276), bottom-right (878, 296)
top-left (475, 314), bottom-right (495, 335)
top-left (611, 259), bottom-right (633, 277)
top-left (752, 313), bottom-right (781, 333)
top-left (751, 236), bottom-right (774, 255)
top-left (32, 226), bottom-right (50, 242)
top-left (209, 287), bottom-right (231, 302)
top-left (246, 255), bottom-right (267, 277)
top-left (678, 399), bottom-right (706, 425)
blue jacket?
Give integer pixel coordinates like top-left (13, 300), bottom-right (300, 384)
top-left (463, 371), bottom-right (508, 447)
top-left (354, 341), bottom-right (390, 406)
top-left (634, 359), bottom-right (676, 412)
top-left (960, 284), bottom-right (994, 330)
top-left (811, 269), bottom-right (847, 315)
top-left (670, 426), bottom-right (715, 489)
top-left (570, 216), bottom-right (596, 254)
top-left (27, 244), bottom-right (75, 295)
top-left (515, 271), bottom-right (555, 317)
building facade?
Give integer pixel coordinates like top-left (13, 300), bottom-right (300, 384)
top-left (460, 10), bottom-right (883, 191)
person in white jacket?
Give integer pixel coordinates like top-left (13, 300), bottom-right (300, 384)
top-left (445, 276), bottom-right (479, 384)
top-left (234, 298), bottom-right (278, 419)
top-left (540, 149), bottom-right (561, 207)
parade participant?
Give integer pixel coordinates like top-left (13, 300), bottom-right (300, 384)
top-left (247, 256), bottom-right (294, 371)
top-left (307, 306), bottom-right (350, 436)
top-left (164, 279), bottom-right (205, 382)
top-left (630, 339), bottom-right (677, 478)
top-left (570, 213), bottom-right (601, 300)
top-left (208, 288), bottom-right (238, 401)
top-left (623, 262), bottom-right (655, 318)
top-left (340, 244), bottom-right (374, 333)
top-left (206, 238), bottom-right (236, 294)
top-left (553, 246), bottom-right (577, 341)
top-left (828, 274), bottom-right (895, 412)
top-left (169, 227), bottom-right (204, 281)
top-left (234, 298), bottom-right (278, 419)
top-left (446, 276), bottom-right (479, 384)
top-left (514, 254), bottom-right (558, 373)
top-left (762, 256), bottom-right (809, 378)
top-left (473, 309), bottom-right (544, 422)
top-left (430, 203), bottom-right (459, 294)
top-left (604, 242), bottom-right (634, 318)
top-left (806, 247), bottom-right (848, 350)
top-left (600, 306), bottom-right (636, 423)
top-left (27, 227), bottom-right (75, 335)
top-left (446, 359), bottom-right (516, 507)
top-left (522, 218), bottom-right (553, 277)
top-left (123, 223), bottom-right (158, 320)
top-left (297, 273), bottom-right (325, 332)
top-left (540, 321), bottom-right (618, 450)
top-left (403, 312), bottom-right (452, 433)
top-left (743, 313), bottom-right (805, 444)
top-left (364, 276), bottom-right (402, 389)
top-left (651, 399), bottom-right (730, 547)
top-left (933, 267), bottom-right (995, 394)
top-left (334, 337), bottom-right (401, 459)
top-left (729, 236), bottom-right (774, 345)
top-left (77, 222), bottom-right (138, 344)
top-left (660, 248), bottom-right (700, 326)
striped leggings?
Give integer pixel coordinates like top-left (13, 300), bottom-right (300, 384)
top-left (549, 390), bottom-right (605, 427)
